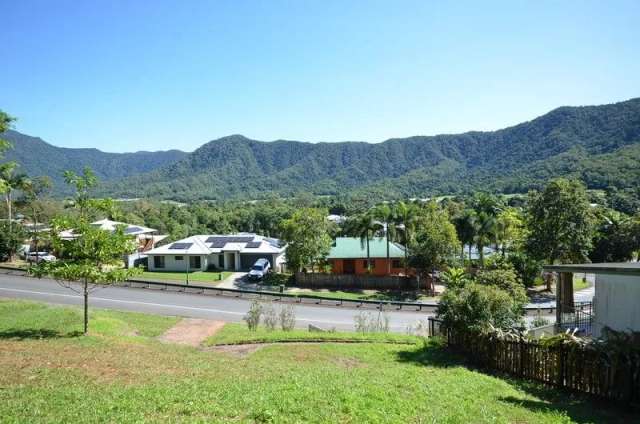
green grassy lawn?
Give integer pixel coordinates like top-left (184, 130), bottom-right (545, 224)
top-left (572, 274), bottom-right (591, 292)
top-left (140, 270), bottom-right (233, 283)
top-left (285, 289), bottom-right (436, 302)
top-left (206, 323), bottom-right (421, 346)
top-left (0, 299), bottom-right (632, 423)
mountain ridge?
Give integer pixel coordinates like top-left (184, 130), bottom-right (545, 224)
top-left (3, 97), bottom-right (640, 200)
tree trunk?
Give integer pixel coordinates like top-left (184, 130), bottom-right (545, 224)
top-left (460, 243), bottom-right (465, 262)
top-left (560, 272), bottom-right (574, 312)
top-left (366, 236), bottom-right (370, 273)
top-left (478, 243), bottom-right (485, 268)
top-left (386, 227), bottom-right (390, 274)
top-left (6, 191), bottom-right (14, 261)
top-left (83, 279), bottom-right (89, 335)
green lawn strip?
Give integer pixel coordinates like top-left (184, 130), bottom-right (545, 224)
top-left (0, 299), bottom-right (632, 423)
top-left (139, 270), bottom-right (232, 283)
top-left (572, 275), bottom-right (590, 292)
top-left (0, 299), bottom-right (179, 339)
top-left (283, 288), bottom-right (435, 303)
top-left (205, 323), bottom-right (421, 346)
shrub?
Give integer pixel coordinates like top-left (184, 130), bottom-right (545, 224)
top-left (474, 268), bottom-right (527, 304)
top-left (440, 267), bottom-right (470, 290)
top-left (508, 252), bottom-right (543, 288)
top-left (243, 300), bottom-right (262, 331)
top-left (263, 303), bottom-right (278, 331)
top-left (279, 304), bottom-right (296, 331)
top-left (262, 272), bottom-right (293, 286)
top-left (354, 311), bottom-right (390, 333)
top-left (437, 283), bottom-right (525, 332)
top-left (530, 310), bottom-right (551, 329)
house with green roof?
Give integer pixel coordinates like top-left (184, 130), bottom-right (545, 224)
top-left (327, 237), bottom-right (411, 276)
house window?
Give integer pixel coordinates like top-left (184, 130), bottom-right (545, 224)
top-left (392, 259), bottom-right (402, 268)
top-left (174, 256), bottom-right (184, 261)
top-left (190, 256), bottom-right (201, 269)
top-left (218, 254), bottom-right (225, 268)
top-left (362, 260), bottom-right (368, 269)
top-left (154, 256), bottom-right (165, 269)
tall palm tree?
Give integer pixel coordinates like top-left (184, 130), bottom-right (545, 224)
top-left (473, 211), bottom-right (497, 268)
top-left (453, 209), bottom-right (477, 262)
top-left (0, 162), bottom-right (30, 234)
top-left (372, 204), bottom-right (395, 274)
top-left (356, 213), bottom-right (378, 273)
top-left (393, 201), bottom-right (417, 275)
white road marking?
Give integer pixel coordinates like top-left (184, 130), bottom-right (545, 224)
top-left (0, 287), bottom-right (355, 325)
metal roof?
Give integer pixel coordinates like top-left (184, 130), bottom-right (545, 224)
top-left (543, 262), bottom-right (640, 276)
top-left (327, 237), bottom-right (406, 259)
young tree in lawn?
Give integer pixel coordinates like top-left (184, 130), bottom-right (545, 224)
top-left (20, 176), bottom-right (53, 261)
top-left (281, 208), bottom-right (333, 272)
top-left (409, 202), bottom-right (459, 293)
top-left (525, 178), bottom-right (595, 292)
top-left (30, 168), bottom-right (141, 335)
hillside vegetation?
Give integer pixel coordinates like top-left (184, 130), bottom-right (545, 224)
top-left (101, 97), bottom-right (640, 200)
top-left (1, 130), bottom-right (187, 194)
top-left (3, 97), bottom-right (640, 200)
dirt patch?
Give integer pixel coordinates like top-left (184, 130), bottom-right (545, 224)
top-left (159, 319), bottom-right (225, 347)
top-left (208, 344), bottom-right (265, 358)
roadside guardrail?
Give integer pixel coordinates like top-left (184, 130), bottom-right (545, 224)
top-left (0, 264), bottom-right (555, 314)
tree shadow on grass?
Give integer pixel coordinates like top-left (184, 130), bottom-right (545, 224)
top-left (396, 342), bottom-right (637, 424)
top-left (498, 380), bottom-right (637, 424)
top-left (0, 328), bottom-right (83, 340)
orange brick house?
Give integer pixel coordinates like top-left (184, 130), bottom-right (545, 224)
top-left (327, 237), bottom-right (412, 276)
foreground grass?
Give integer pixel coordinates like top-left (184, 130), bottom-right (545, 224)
top-left (140, 270), bottom-right (232, 283)
top-left (206, 323), bottom-right (421, 346)
top-left (0, 299), bottom-right (632, 423)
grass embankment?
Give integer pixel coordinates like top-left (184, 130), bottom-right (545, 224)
top-left (0, 299), bottom-right (632, 423)
top-left (140, 270), bottom-right (232, 283)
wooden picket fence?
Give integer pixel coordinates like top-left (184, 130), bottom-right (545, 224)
top-left (430, 319), bottom-right (640, 405)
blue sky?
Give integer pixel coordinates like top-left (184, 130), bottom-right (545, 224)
top-left (2, 0), bottom-right (639, 152)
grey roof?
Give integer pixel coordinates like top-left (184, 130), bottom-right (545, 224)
top-left (543, 262), bottom-right (640, 276)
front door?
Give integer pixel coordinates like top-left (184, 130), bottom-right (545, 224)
top-left (343, 259), bottom-right (355, 274)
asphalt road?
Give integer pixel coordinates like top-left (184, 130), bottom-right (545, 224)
top-left (0, 273), bottom-right (433, 333)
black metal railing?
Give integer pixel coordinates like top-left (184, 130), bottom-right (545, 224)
top-left (558, 301), bottom-right (593, 335)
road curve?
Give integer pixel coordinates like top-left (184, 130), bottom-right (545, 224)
top-left (0, 273), bottom-right (433, 333)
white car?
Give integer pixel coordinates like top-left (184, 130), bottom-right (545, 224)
top-left (248, 258), bottom-right (271, 281)
top-left (26, 252), bottom-right (56, 263)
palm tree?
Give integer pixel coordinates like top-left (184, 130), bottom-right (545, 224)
top-left (354, 213), bottom-right (378, 273)
top-left (393, 201), bottom-right (417, 275)
top-left (453, 209), bottom-right (477, 262)
top-left (372, 204), bottom-right (395, 274)
top-left (473, 211), bottom-right (497, 268)
top-left (0, 162), bottom-right (30, 234)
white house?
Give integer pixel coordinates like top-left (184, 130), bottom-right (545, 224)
top-left (60, 219), bottom-right (167, 267)
top-left (545, 262), bottom-right (640, 338)
top-left (145, 233), bottom-right (286, 272)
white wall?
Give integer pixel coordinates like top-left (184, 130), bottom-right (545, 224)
top-left (147, 254), bottom-right (207, 272)
top-left (593, 274), bottom-right (640, 337)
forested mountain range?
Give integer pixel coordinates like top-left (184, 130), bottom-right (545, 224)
top-left (1, 130), bottom-right (187, 193)
top-left (3, 97), bottom-right (640, 200)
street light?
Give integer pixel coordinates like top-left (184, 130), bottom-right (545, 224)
top-left (185, 247), bottom-right (190, 286)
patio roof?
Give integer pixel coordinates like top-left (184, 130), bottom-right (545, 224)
top-left (543, 262), bottom-right (640, 276)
